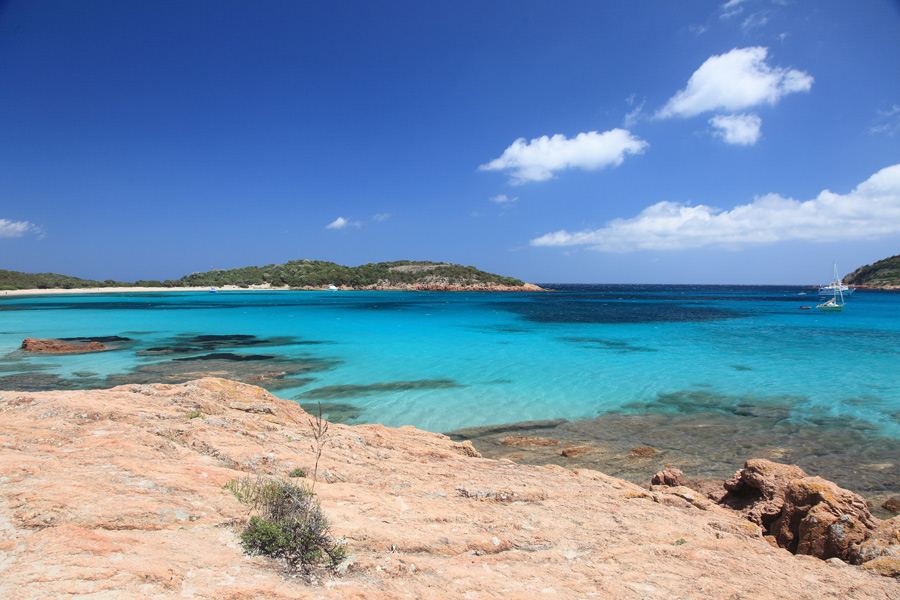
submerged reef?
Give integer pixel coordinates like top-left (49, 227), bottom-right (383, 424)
top-left (449, 389), bottom-right (900, 519)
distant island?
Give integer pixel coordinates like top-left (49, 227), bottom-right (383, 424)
top-left (844, 254), bottom-right (900, 289)
top-left (0, 260), bottom-right (542, 292)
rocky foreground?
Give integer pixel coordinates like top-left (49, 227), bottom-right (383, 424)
top-left (1, 379), bottom-right (898, 599)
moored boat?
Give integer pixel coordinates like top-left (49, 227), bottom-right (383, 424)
top-left (816, 261), bottom-right (845, 311)
top-left (818, 282), bottom-right (854, 296)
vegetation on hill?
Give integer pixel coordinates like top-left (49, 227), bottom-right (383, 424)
top-left (185, 260), bottom-right (525, 288)
top-left (0, 260), bottom-right (526, 290)
top-left (0, 269), bottom-right (128, 291)
top-left (844, 254), bottom-right (900, 288)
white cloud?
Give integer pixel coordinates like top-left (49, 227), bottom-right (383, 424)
top-left (709, 113), bottom-right (762, 145)
top-left (479, 129), bottom-right (648, 184)
top-left (372, 212), bottom-right (391, 222)
top-left (325, 216), bottom-right (361, 230)
top-left (721, 0), bottom-right (749, 18)
top-left (741, 12), bottom-right (770, 32)
top-left (871, 104), bottom-right (900, 136)
top-left (0, 219), bottom-right (41, 238)
top-left (657, 47), bottom-right (812, 119)
top-left (688, 24), bottom-right (707, 36)
top-left (530, 163), bottom-right (900, 252)
top-left (623, 98), bottom-right (646, 128)
top-left (490, 194), bottom-right (518, 205)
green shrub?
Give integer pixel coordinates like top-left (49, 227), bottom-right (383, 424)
top-left (289, 467), bottom-right (307, 478)
top-left (228, 476), bottom-right (345, 574)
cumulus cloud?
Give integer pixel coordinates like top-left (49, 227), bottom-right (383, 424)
top-left (530, 163), bottom-right (900, 252)
top-left (710, 113), bottom-right (762, 145)
top-left (325, 216), bottom-right (361, 230)
top-left (656, 47), bottom-right (812, 119)
top-left (479, 129), bottom-right (648, 184)
top-left (490, 194), bottom-right (518, 205)
top-left (0, 219), bottom-right (42, 238)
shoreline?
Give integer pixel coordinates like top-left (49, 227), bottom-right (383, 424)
top-left (1, 282), bottom-right (546, 297)
top-left (4, 283), bottom-right (900, 298)
top-left (447, 411), bottom-right (900, 521)
top-left (1, 284), bottom-right (289, 297)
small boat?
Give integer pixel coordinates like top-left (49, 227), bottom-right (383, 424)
top-left (209, 286), bottom-right (217, 294)
top-left (327, 284), bottom-right (339, 291)
top-left (799, 306), bottom-right (811, 310)
top-left (816, 262), bottom-right (845, 311)
top-left (816, 298), bottom-right (843, 311)
top-left (818, 264), bottom-right (854, 295)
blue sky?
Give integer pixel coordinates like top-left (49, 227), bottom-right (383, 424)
top-left (2, 1), bottom-right (899, 284)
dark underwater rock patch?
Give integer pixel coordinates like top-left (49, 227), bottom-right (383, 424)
top-left (562, 337), bottom-right (657, 353)
top-left (0, 372), bottom-right (84, 391)
top-left (105, 353), bottom-right (338, 392)
top-left (620, 389), bottom-right (801, 420)
top-left (59, 336), bottom-right (133, 344)
top-left (0, 361), bottom-right (58, 373)
top-left (172, 352), bottom-right (274, 362)
top-left (297, 401), bottom-right (363, 423)
top-left (137, 346), bottom-right (207, 356)
top-left (498, 299), bottom-right (738, 324)
top-left (136, 334), bottom-right (327, 357)
top-left (298, 378), bottom-right (464, 400)
top-left (450, 392), bottom-right (900, 519)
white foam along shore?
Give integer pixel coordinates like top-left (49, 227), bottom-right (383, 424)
top-left (1, 284), bottom-right (292, 297)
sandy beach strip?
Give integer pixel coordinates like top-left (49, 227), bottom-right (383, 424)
top-left (0, 284), bottom-right (292, 297)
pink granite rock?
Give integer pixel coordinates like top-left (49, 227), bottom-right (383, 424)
top-left (21, 337), bottom-right (107, 353)
top-left (0, 379), bottom-right (897, 598)
top-left (720, 458), bottom-right (809, 527)
top-left (651, 468), bottom-right (686, 487)
top-left (769, 476), bottom-right (879, 562)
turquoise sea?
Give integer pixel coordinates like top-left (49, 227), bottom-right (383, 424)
top-left (2, 286), bottom-right (899, 502)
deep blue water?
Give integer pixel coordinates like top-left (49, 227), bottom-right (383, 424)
top-left (1, 285), bottom-right (899, 438)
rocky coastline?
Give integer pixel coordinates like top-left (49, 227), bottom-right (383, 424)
top-left (1, 378), bottom-right (897, 599)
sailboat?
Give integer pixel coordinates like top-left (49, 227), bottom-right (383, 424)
top-left (208, 267), bottom-right (217, 293)
top-left (816, 262), bottom-right (844, 311)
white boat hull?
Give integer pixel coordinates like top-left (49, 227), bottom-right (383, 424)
top-left (818, 285), bottom-right (854, 296)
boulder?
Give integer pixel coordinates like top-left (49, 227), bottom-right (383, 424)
top-left (768, 476), bottom-right (879, 562)
top-left (719, 459), bottom-right (808, 527)
top-left (719, 461), bottom-right (881, 562)
top-left (560, 445), bottom-right (592, 457)
top-left (856, 516), bottom-right (900, 569)
top-left (651, 468), bottom-right (686, 487)
top-left (686, 479), bottom-right (728, 503)
top-left (629, 445), bottom-right (659, 456)
top-left (21, 337), bottom-right (107, 353)
top-left (882, 497), bottom-right (900, 514)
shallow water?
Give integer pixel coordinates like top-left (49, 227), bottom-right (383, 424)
top-left (2, 285), bottom-right (899, 499)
